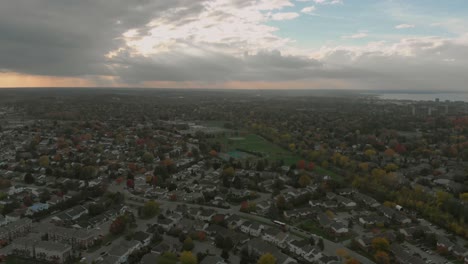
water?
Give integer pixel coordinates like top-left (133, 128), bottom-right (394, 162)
top-left (378, 92), bottom-right (468, 102)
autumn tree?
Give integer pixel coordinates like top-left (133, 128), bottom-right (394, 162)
top-left (345, 258), bottom-right (361, 264)
top-left (39, 155), bottom-right (49, 167)
top-left (374, 251), bottom-right (390, 264)
top-left (258, 253), bottom-right (276, 264)
top-left (372, 237), bottom-right (389, 252)
top-left (384, 148), bottom-right (396, 158)
top-left (180, 251), bottom-right (197, 264)
top-left (110, 216), bottom-right (126, 235)
top-left (126, 179), bottom-right (134, 189)
top-left (296, 160), bottom-right (306, 170)
top-left (298, 174), bottom-right (311, 188)
top-left (460, 193), bottom-right (468, 202)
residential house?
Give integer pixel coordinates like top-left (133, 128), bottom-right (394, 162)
top-left (335, 195), bottom-right (356, 208)
top-left (200, 256), bottom-right (226, 264)
top-left (354, 192), bottom-right (380, 208)
top-left (35, 241), bottom-right (72, 264)
top-left (330, 222), bottom-right (349, 236)
top-left (197, 209), bottom-right (216, 222)
top-left (246, 238), bottom-right (298, 264)
top-left (52, 205), bottom-right (88, 223)
top-left (226, 214), bottom-right (244, 229)
top-left (133, 231), bottom-right (153, 247)
top-left (262, 227), bottom-right (289, 248)
top-left (5, 218), bottom-right (32, 241)
top-left (240, 221), bottom-right (264, 237)
top-left (26, 203), bottom-right (49, 216)
top-left (157, 218), bottom-right (175, 232)
top-left (390, 244), bottom-right (425, 264)
top-left (436, 236), bottom-right (455, 253)
top-left (108, 240), bottom-right (142, 264)
top-left (359, 215), bottom-right (387, 227)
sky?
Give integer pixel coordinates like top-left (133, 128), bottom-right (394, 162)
top-left (0, 0), bottom-right (467, 90)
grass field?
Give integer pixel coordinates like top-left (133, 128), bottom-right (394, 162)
top-left (209, 129), bottom-right (345, 182)
top-left (216, 133), bottom-right (302, 165)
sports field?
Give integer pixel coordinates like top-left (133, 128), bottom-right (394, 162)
top-left (217, 133), bottom-right (301, 165)
top-left (214, 133), bottom-right (344, 182)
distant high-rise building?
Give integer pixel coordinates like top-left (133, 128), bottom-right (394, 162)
top-left (435, 98), bottom-right (440, 103)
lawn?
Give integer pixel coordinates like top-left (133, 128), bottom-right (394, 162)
top-left (297, 220), bottom-right (329, 238)
top-left (297, 220), bottom-right (355, 242)
top-left (215, 133), bottom-right (302, 165)
top-left (213, 133), bottom-right (346, 183)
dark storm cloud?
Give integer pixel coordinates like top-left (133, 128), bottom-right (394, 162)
top-left (0, 0), bottom-right (197, 76)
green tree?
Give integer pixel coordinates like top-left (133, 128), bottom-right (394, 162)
top-left (183, 237), bottom-right (195, 251)
top-left (276, 195), bottom-right (286, 211)
top-left (24, 173), bottom-right (35, 184)
top-left (257, 253), bottom-right (276, 264)
top-left (140, 200), bottom-right (160, 219)
top-left (142, 152), bottom-right (154, 164)
top-left (180, 251), bottom-right (197, 264)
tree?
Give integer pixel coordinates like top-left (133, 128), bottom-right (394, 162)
top-left (23, 195), bottom-right (33, 206)
top-left (110, 216), bottom-right (126, 235)
top-left (221, 250), bottom-right (229, 260)
top-left (183, 237), bottom-right (195, 251)
top-left (180, 251), bottom-right (197, 264)
top-left (215, 234), bottom-right (224, 248)
top-left (346, 258), bottom-right (361, 264)
top-left (24, 173), bottom-right (35, 184)
top-left (298, 174), bottom-right (311, 188)
top-left (142, 152), bottom-right (154, 164)
top-left (257, 253), bottom-right (276, 264)
top-left (459, 193), bottom-right (468, 202)
top-left (39, 190), bottom-right (50, 203)
top-left (317, 238), bottom-right (324, 251)
top-left (374, 251), bottom-right (390, 264)
top-left (336, 248), bottom-right (349, 258)
top-left (297, 160), bottom-right (306, 170)
top-left (140, 200), bottom-right (160, 219)
top-left (372, 237), bottom-right (389, 252)
top-left (384, 148), bottom-right (396, 158)
top-left (126, 179), bottom-right (134, 189)
top-left (158, 252), bottom-right (178, 264)
top-left (223, 237), bottom-right (233, 251)
top-left (39, 155), bottom-right (49, 167)
top-left (276, 195), bottom-right (286, 211)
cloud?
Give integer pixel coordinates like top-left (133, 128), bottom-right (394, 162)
top-left (1, 0), bottom-right (468, 91)
top-left (301, 6), bottom-right (316, 14)
top-left (313, 35), bottom-right (468, 90)
top-left (341, 32), bottom-right (368, 39)
top-left (313, 0), bottom-right (343, 5)
top-left (395, 24), bottom-right (415, 29)
top-left (270, 12), bottom-right (300, 21)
